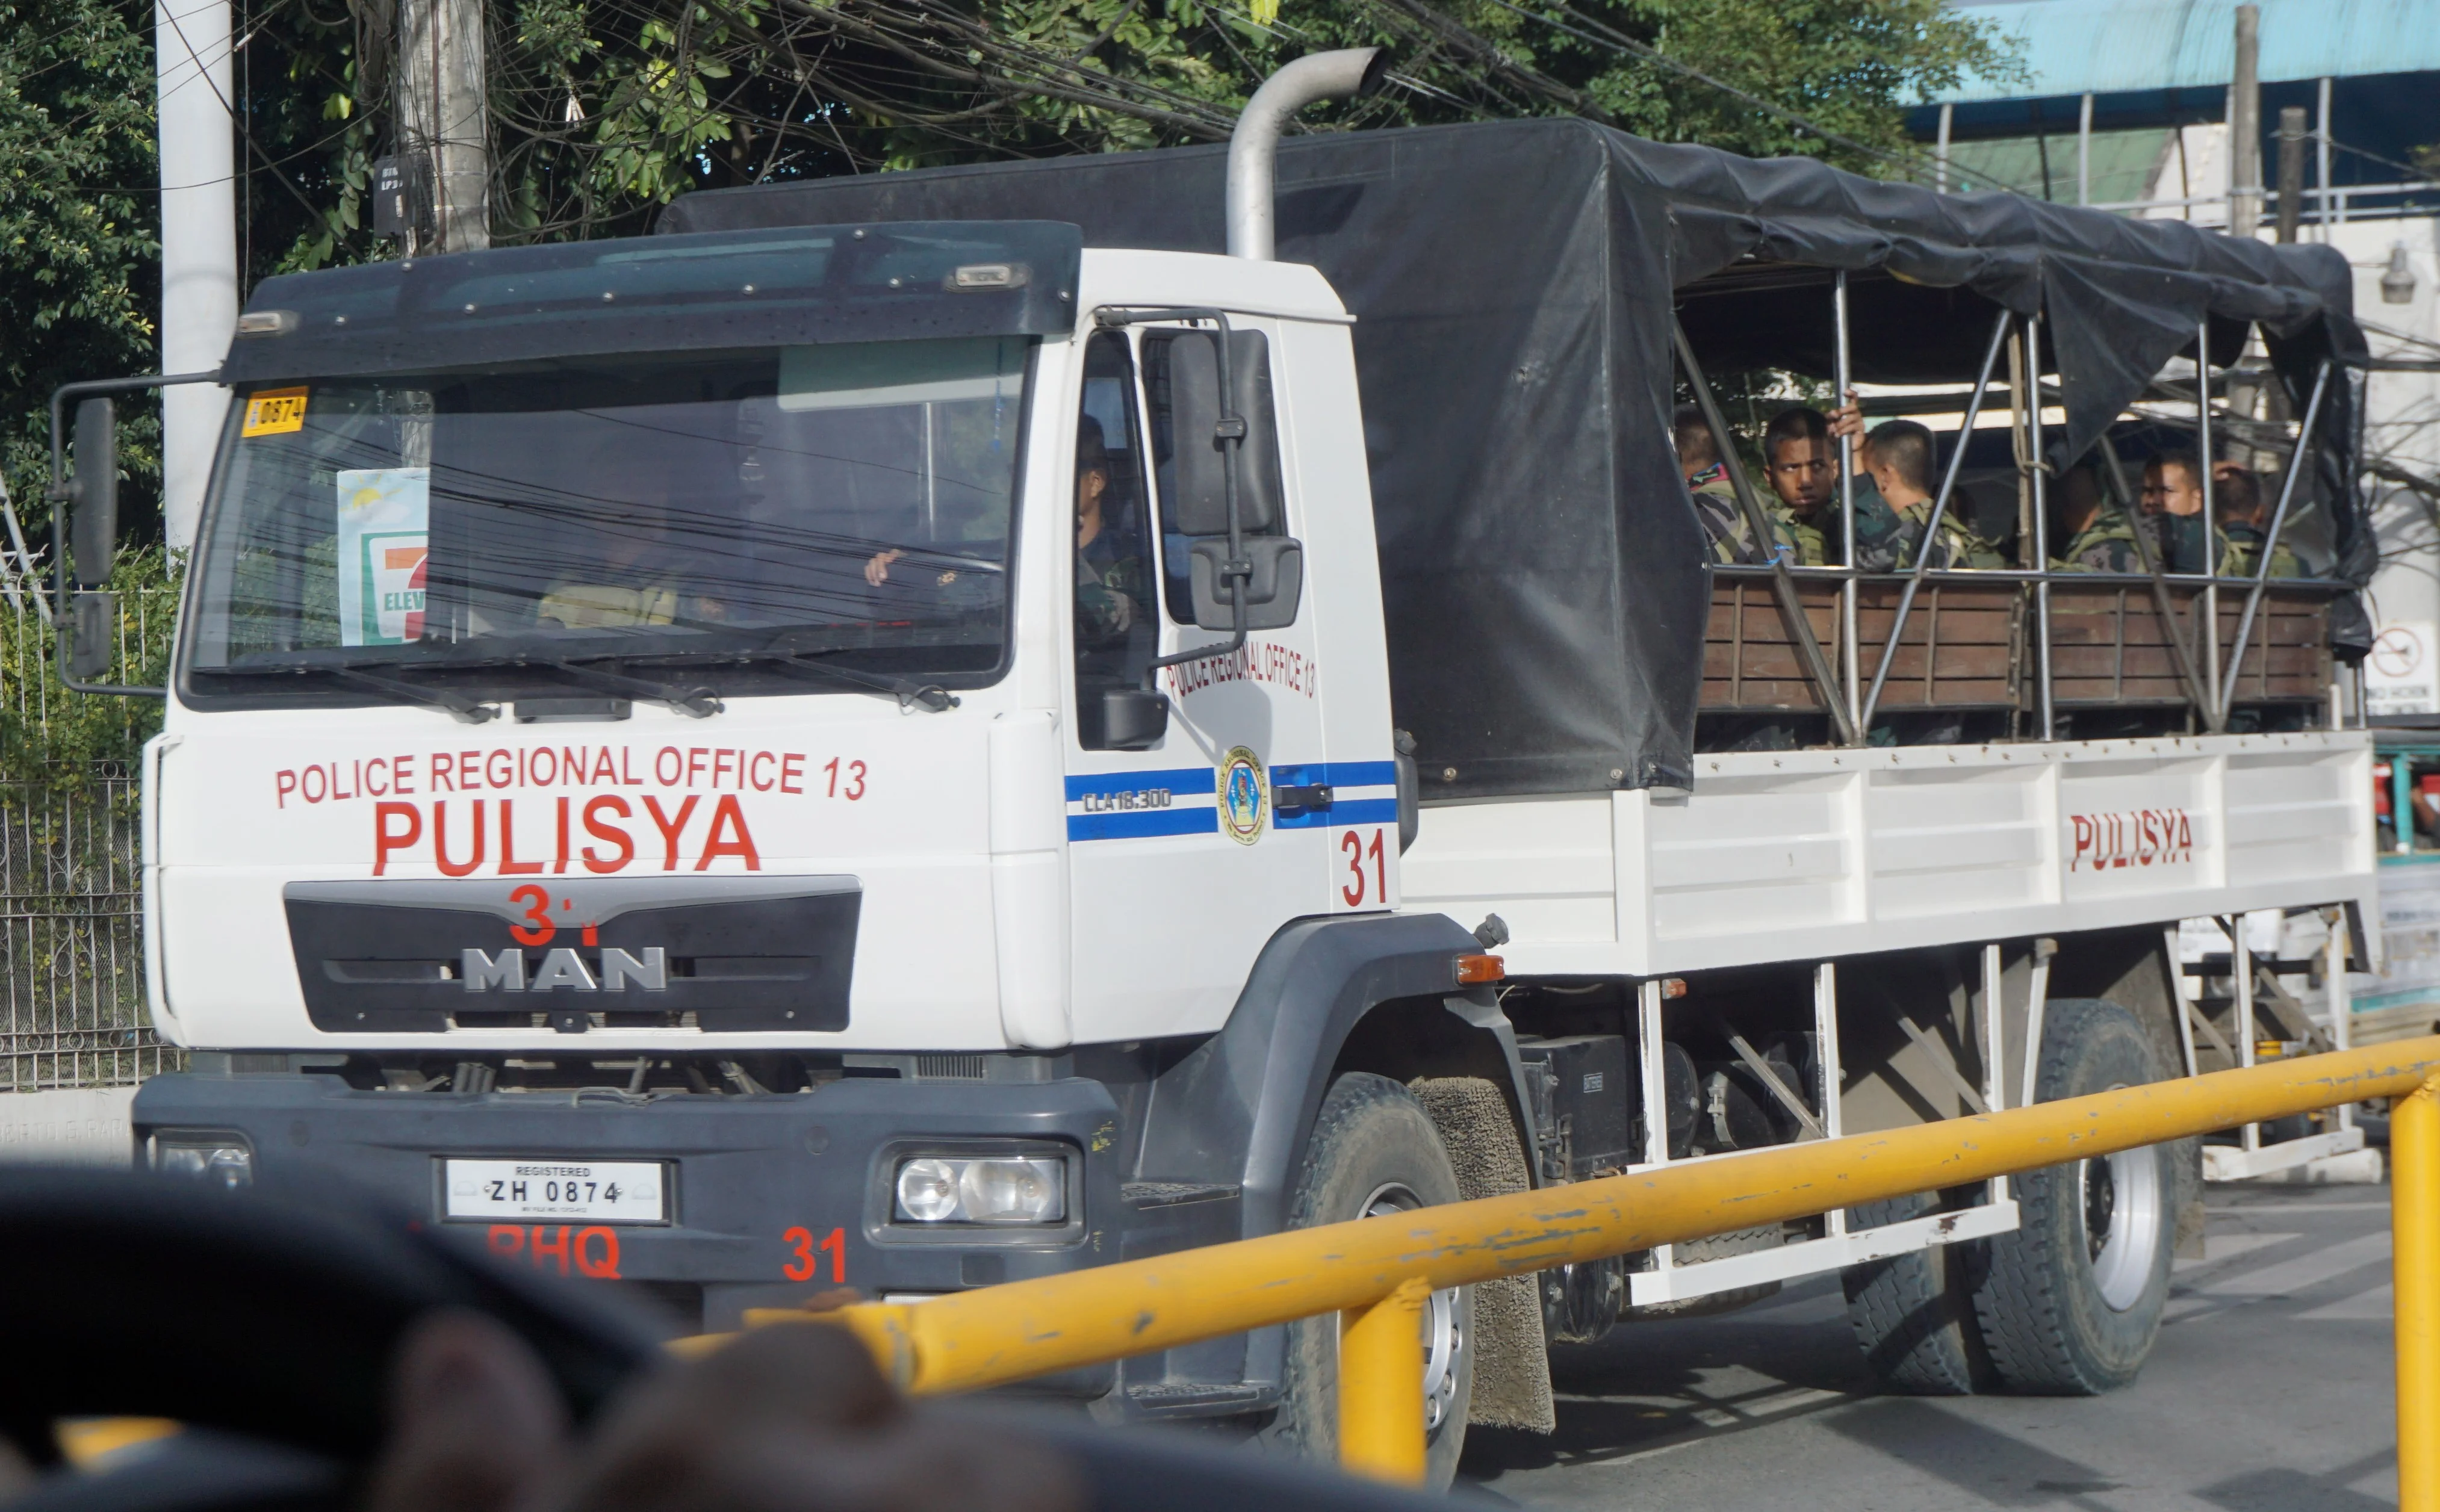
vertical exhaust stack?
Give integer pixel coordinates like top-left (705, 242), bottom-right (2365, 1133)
top-left (1226, 49), bottom-right (1389, 260)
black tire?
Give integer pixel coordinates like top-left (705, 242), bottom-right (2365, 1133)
top-left (1841, 1191), bottom-right (1991, 1395)
top-left (1266, 1073), bottom-right (1473, 1488)
top-left (1973, 996), bottom-right (2174, 1394)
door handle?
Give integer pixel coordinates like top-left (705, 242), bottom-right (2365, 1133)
top-left (1274, 784), bottom-right (1332, 813)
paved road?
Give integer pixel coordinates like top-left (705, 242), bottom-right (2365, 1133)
top-left (1460, 1181), bottom-right (2401, 1510)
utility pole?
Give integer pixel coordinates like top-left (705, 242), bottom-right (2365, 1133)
top-left (154, 0), bottom-right (238, 552)
top-left (2229, 4), bottom-right (2261, 237)
top-left (398, 0), bottom-right (489, 253)
top-left (2265, 107), bottom-right (2309, 429)
top-left (2275, 107), bottom-right (2308, 244)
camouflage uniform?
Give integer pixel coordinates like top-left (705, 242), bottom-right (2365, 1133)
top-left (1848, 491), bottom-right (2005, 572)
top-left (2218, 522), bottom-right (2302, 580)
top-left (1810, 476), bottom-right (1890, 568)
top-left (1691, 465), bottom-right (1785, 566)
top-left (1076, 532), bottom-right (1149, 645)
top-left (2152, 511), bottom-right (2216, 575)
top-left (2052, 507), bottom-right (2146, 574)
top-left (1769, 501), bottom-right (1830, 567)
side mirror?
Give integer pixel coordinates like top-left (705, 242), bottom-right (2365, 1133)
top-left (1097, 687), bottom-right (1170, 751)
top-left (65, 592), bottom-right (116, 680)
top-left (1189, 536), bottom-right (1303, 631)
top-left (1161, 329), bottom-right (1283, 537)
top-left (72, 397), bottom-right (119, 589)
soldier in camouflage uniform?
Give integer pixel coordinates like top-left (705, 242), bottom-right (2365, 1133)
top-left (1761, 407), bottom-right (1841, 566)
top-left (2050, 462), bottom-right (2146, 573)
top-left (2140, 451), bottom-right (2221, 574)
top-left (1676, 405), bottom-right (1782, 565)
top-left (2212, 462), bottom-right (2303, 579)
top-left (1853, 420), bottom-right (2007, 571)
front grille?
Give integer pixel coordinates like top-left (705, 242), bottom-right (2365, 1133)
top-left (448, 1009), bottom-right (703, 1032)
top-left (916, 1054), bottom-right (989, 1079)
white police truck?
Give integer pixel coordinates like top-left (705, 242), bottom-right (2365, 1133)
top-left (73, 52), bottom-right (2375, 1486)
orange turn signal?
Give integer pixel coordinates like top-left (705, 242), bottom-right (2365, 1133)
top-left (1454, 953), bottom-right (1505, 985)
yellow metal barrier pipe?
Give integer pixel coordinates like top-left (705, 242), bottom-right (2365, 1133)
top-left (2397, 1074), bottom-right (2440, 1512)
top-left (1336, 1277), bottom-right (1429, 1484)
top-left (802, 1038), bottom-right (2440, 1399)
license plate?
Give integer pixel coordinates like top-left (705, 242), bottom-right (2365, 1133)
top-left (443, 1159), bottom-right (667, 1224)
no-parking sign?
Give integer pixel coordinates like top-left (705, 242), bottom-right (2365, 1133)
top-left (2369, 621), bottom-right (2437, 716)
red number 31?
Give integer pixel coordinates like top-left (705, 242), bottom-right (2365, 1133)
top-left (1340, 829), bottom-right (1386, 908)
top-left (783, 1225), bottom-right (846, 1283)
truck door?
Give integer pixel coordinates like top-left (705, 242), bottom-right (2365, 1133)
top-left (1062, 323), bottom-right (1333, 1045)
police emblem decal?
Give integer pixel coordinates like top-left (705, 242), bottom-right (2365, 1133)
top-left (1218, 746), bottom-right (1268, 846)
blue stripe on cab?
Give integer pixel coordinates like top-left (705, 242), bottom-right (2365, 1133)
top-left (1269, 760), bottom-right (1398, 789)
top-left (1274, 798), bottom-right (1402, 829)
top-left (1069, 808), bottom-right (1220, 841)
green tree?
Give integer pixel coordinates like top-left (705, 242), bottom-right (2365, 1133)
top-left (249, 0), bottom-right (2014, 271)
top-left (0, 0), bottom-right (160, 542)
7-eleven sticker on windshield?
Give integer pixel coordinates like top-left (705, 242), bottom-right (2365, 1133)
top-left (337, 468), bottom-right (429, 646)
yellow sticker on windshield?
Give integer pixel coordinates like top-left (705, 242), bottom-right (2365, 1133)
top-left (241, 387), bottom-right (308, 436)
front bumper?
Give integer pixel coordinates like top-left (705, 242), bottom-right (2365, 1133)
top-left (132, 1069), bottom-right (1125, 1346)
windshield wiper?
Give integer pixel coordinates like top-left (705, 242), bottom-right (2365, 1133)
top-left (317, 666), bottom-right (499, 724)
top-left (214, 653), bottom-right (717, 720)
top-left (521, 658), bottom-right (721, 719)
top-left (732, 650), bottom-right (961, 713)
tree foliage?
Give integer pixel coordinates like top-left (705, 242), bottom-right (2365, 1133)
top-left (0, 0), bottom-right (161, 541)
top-left (0, 0), bottom-right (2022, 535)
top-left (0, 548), bottom-right (178, 789)
top-left (248, 0), bottom-right (2015, 267)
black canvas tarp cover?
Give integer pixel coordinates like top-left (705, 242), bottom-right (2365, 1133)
top-left (661, 119), bottom-right (2368, 800)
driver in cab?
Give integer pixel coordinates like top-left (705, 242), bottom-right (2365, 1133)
top-left (865, 420), bottom-right (1146, 644)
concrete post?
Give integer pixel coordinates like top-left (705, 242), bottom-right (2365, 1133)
top-left (2275, 106), bottom-right (2307, 244)
top-left (399, 0), bottom-right (489, 253)
top-left (2229, 4), bottom-right (2261, 236)
top-left (154, 0), bottom-right (238, 551)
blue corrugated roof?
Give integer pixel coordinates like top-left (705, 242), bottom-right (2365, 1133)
top-left (1941, 0), bottom-right (2440, 103)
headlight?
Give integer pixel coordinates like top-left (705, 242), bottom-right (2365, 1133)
top-left (892, 1154), bottom-right (1066, 1224)
top-left (154, 1135), bottom-right (253, 1189)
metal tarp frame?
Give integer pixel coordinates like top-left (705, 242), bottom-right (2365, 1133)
top-left (657, 118), bottom-right (2367, 799)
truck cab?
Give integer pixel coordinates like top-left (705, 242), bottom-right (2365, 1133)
top-left (137, 224), bottom-right (1427, 1338)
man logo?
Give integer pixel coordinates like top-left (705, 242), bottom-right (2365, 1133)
top-left (460, 947), bottom-right (669, 992)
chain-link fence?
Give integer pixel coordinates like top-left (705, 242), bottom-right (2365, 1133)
top-left (1, 512), bottom-right (181, 1092)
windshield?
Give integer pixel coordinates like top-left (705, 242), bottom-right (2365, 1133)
top-left (182, 337), bottom-right (1032, 705)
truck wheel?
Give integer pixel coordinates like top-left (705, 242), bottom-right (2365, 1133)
top-left (1267, 1073), bottom-right (1473, 1487)
top-left (1841, 1191), bottom-right (1990, 1395)
top-left (1973, 996), bottom-right (2173, 1394)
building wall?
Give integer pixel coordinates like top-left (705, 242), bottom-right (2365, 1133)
top-left (2333, 218), bottom-right (2440, 714)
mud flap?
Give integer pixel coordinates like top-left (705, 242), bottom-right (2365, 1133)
top-left (1409, 1075), bottom-right (1554, 1434)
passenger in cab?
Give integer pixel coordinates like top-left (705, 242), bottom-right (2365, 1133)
top-left (2213, 462), bottom-right (2303, 578)
top-left (2050, 460), bottom-right (2144, 572)
top-left (1854, 420), bottom-right (2005, 570)
top-left (1677, 405), bottom-right (1765, 564)
top-left (2138, 451), bottom-right (2215, 574)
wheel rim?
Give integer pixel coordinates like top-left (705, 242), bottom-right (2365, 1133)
top-left (1359, 1182), bottom-right (1464, 1434)
top-left (2079, 1141), bottom-right (2163, 1312)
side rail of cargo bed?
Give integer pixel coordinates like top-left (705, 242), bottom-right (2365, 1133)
top-left (1403, 730), bottom-right (2374, 979)
top-left (1701, 566), bottom-right (2342, 746)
